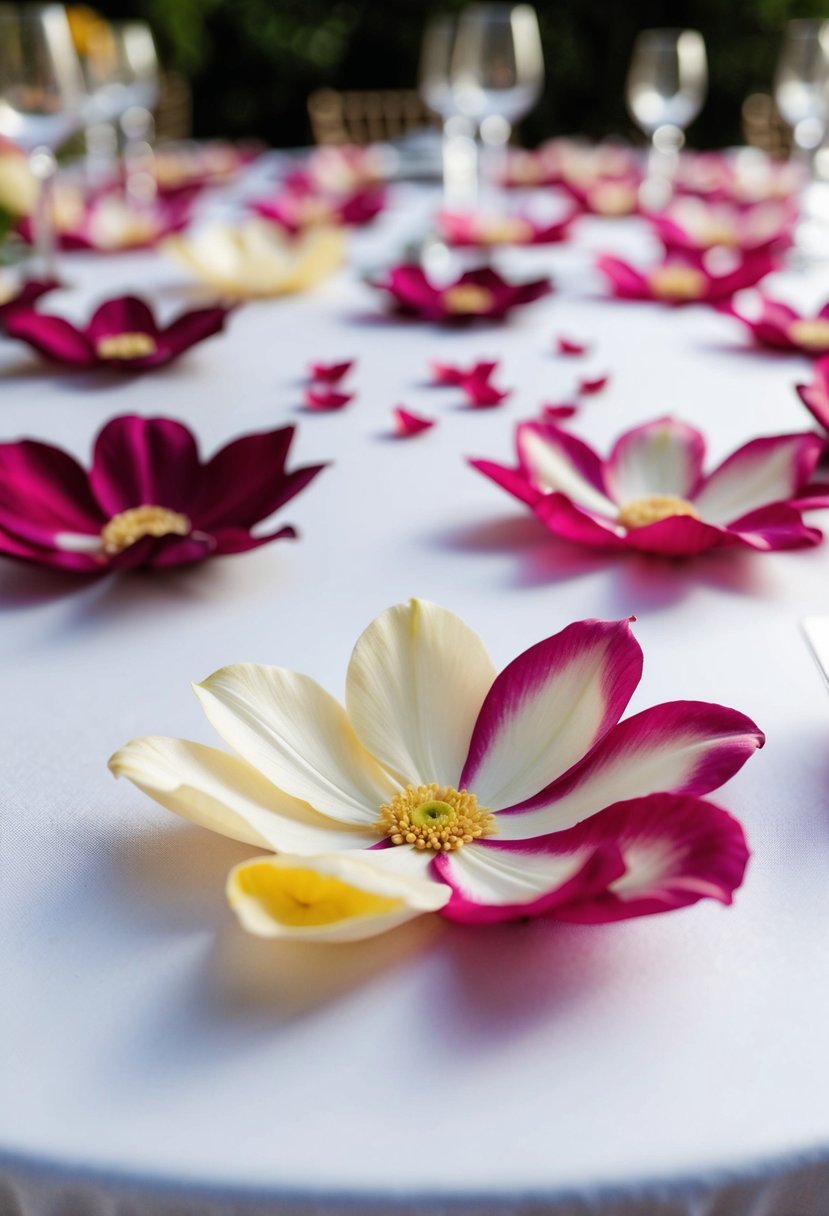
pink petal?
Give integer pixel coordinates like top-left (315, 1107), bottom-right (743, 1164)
top-left (434, 838), bottom-right (625, 925)
top-left (726, 502), bottom-right (823, 550)
top-left (210, 524), bottom-right (298, 554)
top-left (0, 438), bottom-right (103, 535)
top-left (468, 458), bottom-right (543, 508)
top-left (0, 278), bottom-right (59, 326)
top-left (462, 376), bottom-right (510, 407)
top-left (797, 371), bottom-right (829, 434)
top-left (515, 421), bottom-right (615, 512)
top-left (157, 306), bottom-right (229, 361)
top-left (90, 416), bottom-right (202, 515)
top-left (534, 493), bottom-right (625, 549)
top-left (393, 407), bottom-right (434, 437)
top-left (459, 618), bottom-right (643, 810)
top-left (541, 403), bottom-right (579, 420)
top-left (694, 432), bottom-right (824, 524)
top-left (5, 310), bottom-right (95, 367)
top-left (0, 522), bottom-right (104, 573)
top-left (556, 336), bottom-right (589, 356)
top-left (432, 359), bottom-right (498, 386)
top-left (578, 373), bottom-right (609, 395)
top-left (624, 515), bottom-right (732, 555)
top-left (497, 699), bottom-right (764, 833)
top-left (309, 359), bottom-right (354, 384)
top-left (536, 792), bottom-right (750, 923)
top-left (596, 255), bottom-right (649, 299)
top-left (304, 388), bottom-right (353, 411)
top-left (192, 426), bottom-right (325, 530)
top-left (606, 417), bottom-right (706, 502)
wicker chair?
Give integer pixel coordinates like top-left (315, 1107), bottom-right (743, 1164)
top-left (307, 87), bottom-right (440, 145)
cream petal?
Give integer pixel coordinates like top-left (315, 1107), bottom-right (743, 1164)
top-left (519, 428), bottom-right (617, 515)
top-left (438, 841), bottom-right (598, 908)
top-left (345, 599), bottom-right (497, 788)
top-left (109, 736), bottom-right (368, 852)
top-left (226, 849), bottom-right (450, 942)
top-left (195, 664), bottom-right (396, 827)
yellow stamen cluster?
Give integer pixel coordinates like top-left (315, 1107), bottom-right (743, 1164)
top-left (593, 184), bottom-right (637, 216)
top-left (442, 284), bottom-right (497, 315)
top-left (787, 319), bottom-right (829, 352)
top-left (95, 331), bottom-right (158, 361)
top-left (377, 783), bottom-right (497, 852)
top-left (617, 494), bottom-right (700, 531)
top-left (101, 505), bottom-right (191, 555)
top-left (647, 265), bottom-right (707, 301)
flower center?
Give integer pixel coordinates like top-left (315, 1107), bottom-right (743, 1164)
top-left (617, 495), bottom-right (700, 530)
top-left (442, 284), bottom-right (497, 314)
top-left (647, 265), bottom-right (708, 300)
top-left (377, 783), bottom-right (497, 852)
top-left (479, 216), bottom-right (534, 244)
top-left (592, 183), bottom-right (637, 215)
top-left (787, 318), bottom-right (829, 351)
top-left (101, 505), bottom-right (191, 555)
top-left (95, 331), bottom-right (158, 360)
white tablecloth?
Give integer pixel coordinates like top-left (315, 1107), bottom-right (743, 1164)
top-left (2, 173), bottom-right (829, 1216)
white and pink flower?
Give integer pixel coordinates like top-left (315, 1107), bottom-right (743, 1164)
top-left (472, 416), bottom-right (828, 555)
top-left (110, 599), bottom-right (761, 941)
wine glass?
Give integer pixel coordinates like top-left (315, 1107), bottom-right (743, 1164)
top-left (626, 28), bottom-right (707, 185)
top-left (774, 20), bottom-right (829, 165)
top-left (0, 4), bottom-right (85, 275)
top-left (419, 14), bottom-right (478, 207)
top-left (112, 21), bottom-right (160, 205)
top-left (450, 3), bottom-right (544, 201)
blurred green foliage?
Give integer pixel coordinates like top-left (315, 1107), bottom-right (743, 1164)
top-left (98, 0), bottom-right (829, 147)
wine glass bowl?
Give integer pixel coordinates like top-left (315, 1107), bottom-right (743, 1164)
top-left (0, 3), bottom-right (84, 153)
top-left (626, 28), bottom-right (707, 150)
top-left (451, 3), bottom-right (544, 136)
top-left (774, 19), bottom-right (829, 155)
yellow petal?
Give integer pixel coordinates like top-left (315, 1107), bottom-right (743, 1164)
top-left (227, 850), bottom-right (449, 942)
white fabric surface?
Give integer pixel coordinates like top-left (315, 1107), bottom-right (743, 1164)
top-left (2, 170), bottom-right (829, 1216)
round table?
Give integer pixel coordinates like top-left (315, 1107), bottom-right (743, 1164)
top-left (2, 164), bottom-right (829, 1216)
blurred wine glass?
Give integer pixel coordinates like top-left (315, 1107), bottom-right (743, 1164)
top-left (451, 3), bottom-right (544, 200)
top-left (113, 21), bottom-right (161, 205)
top-left (626, 28), bottom-right (707, 177)
top-left (0, 3), bottom-right (84, 274)
top-left (774, 20), bottom-right (829, 164)
top-left (418, 13), bottom-right (478, 207)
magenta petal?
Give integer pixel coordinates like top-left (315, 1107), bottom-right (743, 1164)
top-left (90, 416), bottom-right (202, 515)
top-left (393, 407), bottom-right (434, 437)
top-left (0, 522), bottom-right (103, 573)
top-left (5, 310), bottom-right (95, 367)
top-left (0, 437), bottom-right (103, 534)
top-left (462, 376), bottom-right (510, 407)
top-left (0, 278), bottom-right (59, 326)
top-left (469, 458), bottom-right (543, 508)
top-left (516, 420), bottom-right (612, 500)
top-left (305, 388), bottom-right (353, 411)
top-left (87, 295), bottom-right (158, 342)
top-left (797, 380), bottom-right (829, 435)
top-left (623, 514), bottom-right (731, 555)
top-left (210, 524), bottom-right (297, 554)
top-left (309, 359), bottom-right (354, 383)
top-left (539, 792), bottom-right (750, 923)
top-left (193, 427), bottom-right (325, 530)
top-left (534, 493), bottom-right (625, 549)
top-left (541, 403), bottom-right (579, 420)
top-left (726, 502), bottom-right (823, 550)
top-left (578, 373), bottom-right (609, 395)
top-left (596, 255), bottom-right (649, 299)
top-left (505, 700), bottom-right (764, 820)
top-left (157, 306), bottom-right (229, 359)
top-left (434, 839), bottom-right (625, 925)
top-left (557, 336), bottom-right (589, 356)
top-left (385, 266), bottom-right (442, 312)
top-left (459, 618), bottom-right (643, 805)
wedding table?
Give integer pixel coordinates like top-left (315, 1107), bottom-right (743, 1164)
top-left (2, 160), bottom-right (829, 1216)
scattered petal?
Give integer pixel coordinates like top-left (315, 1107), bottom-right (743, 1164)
top-left (305, 388), bottom-right (353, 411)
top-left (393, 407), bottom-right (434, 437)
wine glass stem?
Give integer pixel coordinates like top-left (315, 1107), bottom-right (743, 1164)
top-left (441, 117), bottom-right (478, 208)
top-left (29, 146), bottom-right (58, 281)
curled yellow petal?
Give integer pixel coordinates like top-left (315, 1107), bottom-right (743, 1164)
top-left (227, 851), bottom-right (449, 943)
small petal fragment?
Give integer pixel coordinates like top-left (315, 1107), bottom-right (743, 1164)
top-left (227, 850), bottom-right (449, 941)
top-left (305, 388), bottom-right (353, 411)
top-left (393, 407), bottom-right (434, 437)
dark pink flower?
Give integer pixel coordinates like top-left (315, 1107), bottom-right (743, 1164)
top-left (5, 295), bottom-right (229, 371)
top-left (304, 387), bottom-right (352, 411)
top-left (797, 357), bottom-right (829, 434)
top-left (18, 189), bottom-right (193, 252)
top-left (721, 295), bottom-right (829, 356)
top-left (437, 208), bottom-right (576, 247)
top-left (308, 358), bottom-right (354, 384)
top-left (561, 175), bottom-right (641, 217)
top-left (371, 264), bottom-right (552, 324)
top-left (252, 187), bottom-right (385, 233)
top-left (647, 198), bottom-right (795, 259)
top-left (0, 278), bottom-right (58, 330)
top-left (675, 151), bottom-right (805, 207)
top-left (471, 416), bottom-right (828, 556)
top-left (431, 358), bottom-right (498, 386)
top-left (597, 250), bottom-right (774, 305)
top-left (0, 416), bottom-right (325, 574)
top-left (393, 407), bottom-right (434, 437)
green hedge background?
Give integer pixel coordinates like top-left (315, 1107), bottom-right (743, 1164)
top-left (98, 0), bottom-right (828, 148)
